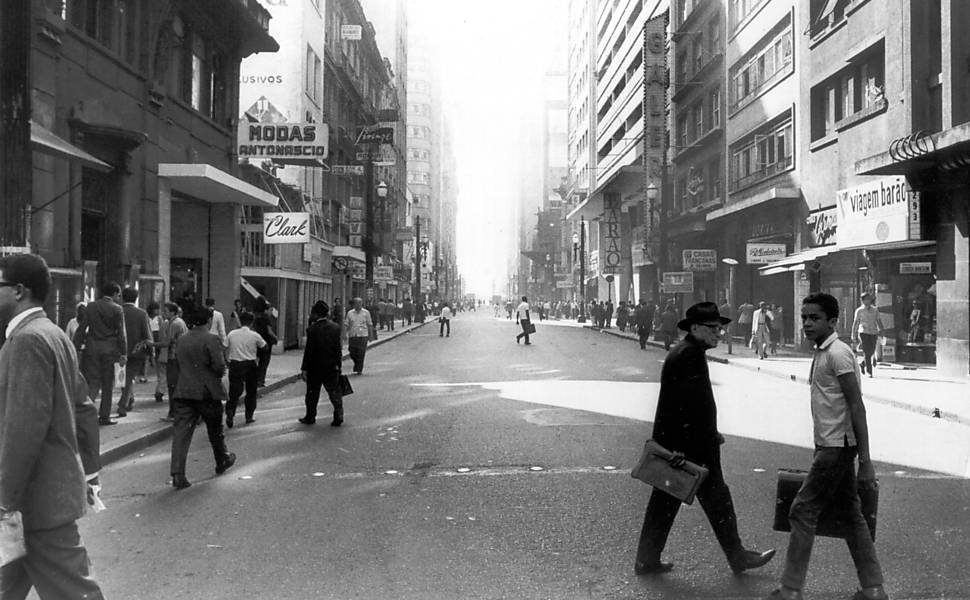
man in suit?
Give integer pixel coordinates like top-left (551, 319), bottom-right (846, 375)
top-left (119, 287), bottom-right (152, 416)
top-left (635, 302), bottom-right (775, 576)
top-left (83, 281), bottom-right (127, 425)
top-left (169, 307), bottom-right (235, 489)
top-left (300, 301), bottom-right (344, 426)
top-left (0, 253), bottom-right (105, 598)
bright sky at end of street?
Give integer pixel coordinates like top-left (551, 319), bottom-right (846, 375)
top-left (409, 0), bottom-right (567, 299)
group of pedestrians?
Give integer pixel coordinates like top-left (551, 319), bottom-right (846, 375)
top-left (735, 299), bottom-right (785, 358)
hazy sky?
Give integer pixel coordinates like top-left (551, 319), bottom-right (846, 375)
top-left (409, 1), bottom-right (567, 298)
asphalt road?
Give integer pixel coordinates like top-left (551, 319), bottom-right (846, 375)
top-left (78, 311), bottom-right (970, 600)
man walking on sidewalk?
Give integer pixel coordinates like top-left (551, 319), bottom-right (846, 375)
top-left (119, 287), bottom-right (152, 416)
top-left (767, 293), bottom-right (887, 600)
top-left (225, 312), bottom-right (266, 428)
top-left (634, 299), bottom-right (655, 350)
top-left (851, 292), bottom-right (884, 378)
top-left (636, 301), bottom-right (775, 576)
top-left (155, 302), bottom-right (187, 422)
top-left (344, 297), bottom-right (372, 375)
top-left (515, 296), bottom-right (532, 345)
top-left (300, 301), bottom-right (344, 426)
top-left (83, 282), bottom-right (127, 426)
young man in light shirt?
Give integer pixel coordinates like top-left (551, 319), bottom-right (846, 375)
top-left (851, 292), bottom-right (884, 377)
top-left (224, 311), bottom-right (267, 428)
top-left (343, 297), bottom-right (373, 375)
top-left (767, 292), bottom-right (887, 600)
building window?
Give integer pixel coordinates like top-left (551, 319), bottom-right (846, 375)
top-left (64, 0), bottom-right (141, 66)
top-left (693, 103), bottom-right (704, 137)
top-left (677, 115), bottom-right (688, 149)
top-left (710, 87), bottom-right (721, 128)
top-left (729, 22), bottom-right (792, 111)
top-left (730, 0), bottom-right (768, 31)
top-left (708, 156), bottom-right (721, 203)
top-left (730, 116), bottom-right (793, 192)
top-left (707, 15), bottom-right (720, 56)
top-left (810, 42), bottom-right (885, 140)
top-left (305, 46), bottom-right (321, 104)
top-left (809, 0), bottom-right (852, 39)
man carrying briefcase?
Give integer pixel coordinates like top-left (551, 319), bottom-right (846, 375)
top-left (766, 294), bottom-right (888, 600)
top-left (635, 302), bottom-right (775, 576)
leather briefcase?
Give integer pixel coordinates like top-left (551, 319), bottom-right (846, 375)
top-left (773, 468), bottom-right (878, 541)
top-left (631, 440), bottom-right (709, 505)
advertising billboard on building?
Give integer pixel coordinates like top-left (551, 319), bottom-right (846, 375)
top-left (682, 249), bottom-right (717, 271)
top-left (836, 176), bottom-right (921, 249)
top-left (237, 123), bottom-right (329, 161)
top-left (263, 212), bottom-right (310, 244)
top-left (601, 193), bottom-right (622, 274)
top-left (662, 272), bottom-right (694, 293)
top-left (746, 243), bottom-right (787, 264)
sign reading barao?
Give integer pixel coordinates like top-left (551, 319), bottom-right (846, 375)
top-left (683, 249), bottom-right (717, 271)
top-left (601, 193), bottom-right (622, 274)
top-left (263, 212), bottom-right (310, 244)
top-left (836, 176), bottom-right (920, 249)
top-left (238, 123), bottom-right (328, 160)
top-left (746, 243), bottom-right (787, 264)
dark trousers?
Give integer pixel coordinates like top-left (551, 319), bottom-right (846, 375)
top-left (170, 396), bottom-right (230, 477)
top-left (636, 448), bottom-right (743, 566)
top-left (637, 325), bottom-right (652, 349)
top-left (860, 333), bottom-right (878, 374)
top-left (85, 353), bottom-right (116, 420)
top-left (781, 446), bottom-right (883, 591)
top-left (304, 372), bottom-right (343, 422)
top-left (516, 320), bottom-right (531, 344)
top-left (256, 346), bottom-right (272, 386)
top-left (0, 520), bottom-right (104, 600)
top-left (439, 318), bottom-right (450, 336)
top-left (120, 355), bottom-right (145, 409)
top-left (165, 360), bottom-right (180, 418)
top-left (348, 337), bottom-right (368, 373)
top-left (663, 330), bottom-right (677, 350)
top-left (227, 360), bottom-right (258, 421)
top-left (386, 315), bottom-right (395, 331)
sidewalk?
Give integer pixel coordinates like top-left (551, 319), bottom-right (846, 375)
top-left (97, 319), bottom-right (432, 466)
top-left (588, 324), bottom-right (970, 427)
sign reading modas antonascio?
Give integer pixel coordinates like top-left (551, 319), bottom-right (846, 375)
top-left (263, 212), bottom-right (310, 244)
top-left (836, 176), bottom-right (920, 249)
top-left (238, 123), bottom-right (329, 161)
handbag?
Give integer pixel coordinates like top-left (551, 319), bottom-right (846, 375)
top-left (0, 510), bottom-right (26, 567)
top-left (113, 363), bottom-right (126, 389)
top-left (631, 439), bottom-right (709, 505)
top-left (523, 320), bottom-right (537, 335)
top-left (339, 374), bottom-right (354, 396)
top-left (772, 468), bottom-right (878, 540)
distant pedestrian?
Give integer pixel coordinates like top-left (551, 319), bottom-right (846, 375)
top-left (382, 298), bottom-right (395, 331)
top-left (515, 296), bottom-right (532, 345)
top-left (751, 301), bottom-right (774, 360)
top-left (65, 301), bottom-right (85, 342)
top-left (252, 296), bottom-right (278, 387)
top-left (225, 311), bottom-right (266, 428)
top-left (851, 292), bottom-right (884, 378)
top-left (344, 297), bottom-right (373, 375)
top-left (737, 300), bottom-right (755, 346)
top-left (439, 303), bottom-right (452, 337)
top-left (300, 301), bottom-right (344, 426)
top-left (636, 301), bottom-right (775, 576)
top-left (767, 293), bottom-right (886, 600)
top-left (154, 302), bottom-right (188, 421)
top-left (770, 304), bottom-right (784, 354)
top-left (0, 253), bottom-right (105, 598)
top-left (659, 304), bottom-right (679, 350)
top-left (403, 297), bottom-right (414, 326)
top-left (331, 297), bottom-right (344, 328)
top-left (605, 300), bottom-right (614, 328)
top-left (119, 287), bottom-right (152, 415)
top-left (634, 299), bottom-right (655, 350)
top-left (505, 301), bottom-right (513, 320)
top-left (206, 297), bottom-right (228, 349)
top-left (170, 307), bottom-right (235, 490)
top-left (81, 281), bottom-right (127, 426)
top-left (616, 301), bottom-right (629, 332)
top-left (227, 298), bottom-right (244, 333)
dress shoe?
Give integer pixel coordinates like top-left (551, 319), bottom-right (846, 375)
top-left (765, 587), bottom-right (803, 600)
top-left (330, 419), bottom-right (343, 427)
top-left (126, 397), bottom-right (135, 411)
top-left (172, 474), bottom-right (191, 490)
top-left (730, 548), bottom-right (776, 573)
top-left (245, 418), bottom-right (255, 424)
top-left (634, 561), bottom-right (674, 575)
top-left (215, 452), bottom-right (236, 475)
top-left (98, 418), bottom-right (117, 426)
top-left (160, 415), bottom-right (174, 423)
top-left (116, 408), bottom-right (127, 417)
top-left (851, 588), bottom-right (889, 600)
top-left (155, 393), bottom-right (164, 403)
top-left (225, 415), bottom-right (234, 428)
top-left (298, 417), bottom-right (316, 425)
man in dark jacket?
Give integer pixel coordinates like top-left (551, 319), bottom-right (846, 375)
top-left (634, 299), bottom-right (656, 350)
top-left (300, 301), bottom-right (344, 426)
top-left (119, 287), bottom-right (152, 415)
top-left (635, 302), bottom-right (775, 576)
top-left (82, 281), bottom-right (127, 425)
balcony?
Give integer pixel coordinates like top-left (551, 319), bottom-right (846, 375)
top-left (240, 225), bottom-right (279, 269)
top-left (729, 155), bottom-right (793, 193)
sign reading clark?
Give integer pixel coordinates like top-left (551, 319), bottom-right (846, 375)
top-left (836, 176), bottom-right (921, 249)
top-left (238, 123), bottom-right (329, 160)
top-left (263, 212), bottom-right (310, 244)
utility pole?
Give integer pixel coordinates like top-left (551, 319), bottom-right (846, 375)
top-left (364, 152), bottom-right (375, 290)
top-left (413, 215), bottom-right (421, 303)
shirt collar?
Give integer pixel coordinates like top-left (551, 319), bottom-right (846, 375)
top-left (816, 331), bottom-right (839, 350)
top-left (5, 306), bottom-right (44, 339)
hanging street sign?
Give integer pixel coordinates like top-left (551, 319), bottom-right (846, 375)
top-left (237, 122), bottom-right (328, 161)
top-left (263, 212), bottom-right (310, 244)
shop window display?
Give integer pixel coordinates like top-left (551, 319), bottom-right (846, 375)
top-left (895, 280), bottom-right (936, 363)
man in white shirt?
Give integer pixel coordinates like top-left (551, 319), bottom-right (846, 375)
top-left (225, 311), bottom-right (267, 428)
top-left (206, 297), bottom-right (228, 349)
top-left (439, 303), bottom-right (452, 337)
top-left (343, 297), bottom-right (373, 374)
top-left (767, 292), bottom-right (886, 600)
top-left (515, 296), bottom-right (532, 345)
top-left (851, 292), bottom-right (884, 377)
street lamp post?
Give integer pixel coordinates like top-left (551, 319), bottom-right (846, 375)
top-left (722, 257), bottom-right (738, 354)
top-left (572, 218), bottom-right (587, 323)
top-left (413, 215), bottom-right (421, 305)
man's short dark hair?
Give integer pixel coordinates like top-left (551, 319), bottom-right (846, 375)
top-left (164, 301), bottom-right (180, 315)
top-left (239, 311), bottom-right (255, 326)
top-left (187, 306), bottom-right (213, 327)
top-left (102, 281), bottom-right (121, 297)
top-left (521, 296), bottom-right (528, 302)
top-left (204, 297), bottom-right (215, 307)
top-left (121, 288), bottom-right (138, 303)
top-left (0, 253), bottom-right (51, 303)
top-left (803, 292), bottom-right (840, 320)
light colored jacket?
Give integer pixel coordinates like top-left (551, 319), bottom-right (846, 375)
top-left (344, 308), bottom-right (372, 338)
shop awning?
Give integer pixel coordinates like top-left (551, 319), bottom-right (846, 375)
top-left (707, 186), bottom-right (801, 222)
top-left (30, 120), bottom-right (112, 172)
top-left (159, 163), bottom-right (278, 207)
top-left (758, 245), bottom-right (839, 275)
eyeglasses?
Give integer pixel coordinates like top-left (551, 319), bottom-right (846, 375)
top-left (697, 323), bottom-right (726, 334)
top-left (0, 281), bottom-right (18, 288)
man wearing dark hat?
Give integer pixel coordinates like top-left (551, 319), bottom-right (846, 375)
top-left (300, 301), bottom-right (344, 426)
top-left (635, 301), bottom-right (775, 576)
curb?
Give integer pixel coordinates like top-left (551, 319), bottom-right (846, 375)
top-left (585, 325), bottom-right (970, 427)
top-left (98, 321), bottom-right (432, 466)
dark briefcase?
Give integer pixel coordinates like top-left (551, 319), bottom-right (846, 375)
top-left (631, 440), bottom-right (709, 505)
top-left (773, 469), bottom-right (878, 541)
top-left (339, 374), bottom-right (354, 396)
top-left (523, 320), bottom-right (536, 335)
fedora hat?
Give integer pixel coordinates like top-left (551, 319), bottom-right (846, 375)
top-left (677, 301), bottom-right (732, 332)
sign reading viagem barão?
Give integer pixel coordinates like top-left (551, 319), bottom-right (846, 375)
top-left (238, 123), bottom-right (329, 160)
top-left (263, 212), bottom-right (310, 244)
